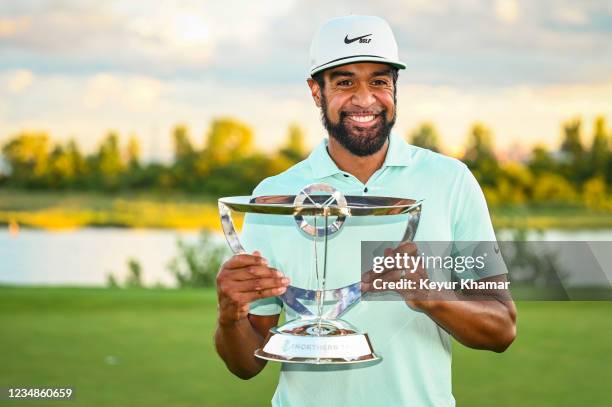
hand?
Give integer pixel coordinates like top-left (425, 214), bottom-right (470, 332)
top-left (361, 242), bottom-right (431, 310)
top-left (216, 251), bottom-right (290, 327)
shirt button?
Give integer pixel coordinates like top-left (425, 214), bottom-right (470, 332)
top-left (364, 187), bottom-right (368, 193)
top-left (343, 174), bottom-right (349, 178)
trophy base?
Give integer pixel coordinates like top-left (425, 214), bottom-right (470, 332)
top-left (254, 318), bottom-right (380, 365)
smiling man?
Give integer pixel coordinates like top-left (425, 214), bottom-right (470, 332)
top-left (215, 15), bottom-right (516, 406)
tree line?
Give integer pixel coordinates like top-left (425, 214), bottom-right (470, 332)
top-left (409, 116), bottom-right (611, 209)
top-left (0, 115), bottom-right (610, 208)
top-left (0, 118), bottom-right (307, 196)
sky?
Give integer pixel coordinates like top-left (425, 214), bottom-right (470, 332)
top-left (0, 0), bottom-right (611, 160)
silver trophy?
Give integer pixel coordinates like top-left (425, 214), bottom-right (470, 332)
top-left (218, 183), bottom-right (421, 364)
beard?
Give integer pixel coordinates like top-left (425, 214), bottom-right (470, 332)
top-left (320, 95), bottom-right (396, 157)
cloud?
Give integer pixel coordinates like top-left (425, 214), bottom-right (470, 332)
top-left (553, 7), bottom-right (589, 25)
top-left (396, 80), bottom-right (612, 152)
top-left (0, 0), bottom-right (298, 77)
top-left (7, 69), bottom-right (33, 93)
top-left (494, 0), bottom-right (520, 24)
top-left (83, 74), bottom-right (163, 111)
top-left (0, 16), bottom-right (30, 37)
top-left (252, 0), bottom-right (612, 86)
top-left (1, 0), bottom-right (610, 87)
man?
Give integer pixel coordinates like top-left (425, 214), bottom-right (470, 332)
top-left (215, 15), bottom-right (516, 406)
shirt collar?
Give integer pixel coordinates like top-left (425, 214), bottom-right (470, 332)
top-left (308, 133), bottom-right (412, 179)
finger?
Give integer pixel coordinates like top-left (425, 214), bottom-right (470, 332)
top-left (224, 253), bottom-right (268, 269)
top-left (396, 241), bottom-right (418, 255)
top-left (380, 268), bottom-right (404, 281)
top-left (234, 276), bottom-right (290, 293)
top-left (238, 286), bottom-right (288, 302)
top-left (362, 270), bottom-right (380, 283)
top-left (386, 242), bottom-right (417, 257)
top-left (361, 280), bottom-right (373, 292)
top-left (229, 266), bottom-right (284, 280)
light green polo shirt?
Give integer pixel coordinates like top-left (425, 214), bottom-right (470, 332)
top-left (241, 133), bottom-right (500, 407)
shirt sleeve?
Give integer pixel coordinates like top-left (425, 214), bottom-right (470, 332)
top-left (451, 164), bottom-right (507, 279)
top-left (452, 164), bottom-right (496, 242)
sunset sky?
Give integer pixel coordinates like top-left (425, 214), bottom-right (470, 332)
top-left (1, 0), bottom-right (611, 160)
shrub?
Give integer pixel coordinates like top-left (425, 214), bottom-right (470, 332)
top-left (583, 177), bottom-right (608, 210)
top-left (167, 230), bottom-right (231, 288)
top-left (532, 172), bottom-right (577, 203)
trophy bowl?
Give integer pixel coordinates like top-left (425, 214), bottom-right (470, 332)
top-left (218, 183), bottom-right (422, 365)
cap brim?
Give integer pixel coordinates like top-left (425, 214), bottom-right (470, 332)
top-left (310, 55), bottom-right (406, 77)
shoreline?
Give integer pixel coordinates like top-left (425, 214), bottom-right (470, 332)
top-left (1, 189), bottom-right (611, 231)
top-left (1, 211), bottom-right (610, 231)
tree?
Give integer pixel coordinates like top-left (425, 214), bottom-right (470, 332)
top-left (408, 122), bottom-right (441, 152)
top-left (65, 139), bottom-right (86, 181)
top-left (497, 162), bottom-right (533, 205)
top-left (528, 144), bottom-right (556, 176)
top-left (198, 118), bottom-right (258, 194)
top-left (172, 124), bottom-right (195, 161)
top-left (279, 123), bottom-right (307, 163)
top-left (559, 117), bottom-right (587, 184)
top-left (92, 131), bottom-right (124, 189)
top-left (462, 123), bottom-right (500, 187)
top-left (1, 132), bottom-right (51, 187)
top-left (560, 118), bottom-right (583, 158)
top-left (589, 116), bottom-right (609, 178)
top-left (125, 135), bottom-right (141, 169)
top-left (48, 144), bottom-right (73, 187)
top-left (205, 118), bottom-right (254, 165)
top-left (170, 124), bottom-right (200, 190)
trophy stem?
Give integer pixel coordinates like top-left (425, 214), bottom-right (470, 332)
top-left (319, 214), bottom-right (330, 334)
top-left (313, 214), bottom-right (331, 335)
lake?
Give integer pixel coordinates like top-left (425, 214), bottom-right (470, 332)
top-left (1, 228), bottom-right (612, 287)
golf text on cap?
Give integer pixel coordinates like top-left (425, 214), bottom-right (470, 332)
top-left (344, 34), bottom-right (372, 44)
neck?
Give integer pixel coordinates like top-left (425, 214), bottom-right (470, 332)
top-left (327, 136), bottom-right (389, 184)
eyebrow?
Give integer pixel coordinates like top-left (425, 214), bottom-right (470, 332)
top-left (372, 69), bottom-right (393, 77)
top-left (328, 69), bottom-right (393, 81)
top-left (329, 70), bottom-right (355, 80)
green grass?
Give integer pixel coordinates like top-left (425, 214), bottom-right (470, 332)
top-left (0, 287), bottom-right (277, 407)
top-left (1, 287), bottom-right (610, 406)
top-left (1, 188), bottom-right (612, 230)
top-left (453, 301), bottom-right (612, 407)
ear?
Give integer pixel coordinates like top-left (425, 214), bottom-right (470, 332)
top-left (307, 78), bottom-right (322, 107)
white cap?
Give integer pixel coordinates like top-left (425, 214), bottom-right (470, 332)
top-left (309, 15), bottom-right (406, 77)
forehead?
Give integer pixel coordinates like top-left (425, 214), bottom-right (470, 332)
top-left (323, 62), bottom-right (394, 79)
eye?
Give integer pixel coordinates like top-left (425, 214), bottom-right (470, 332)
top-left (372, 79), bottom-right (389, 86)
top-left (336, 79), bottom-right (353, 86)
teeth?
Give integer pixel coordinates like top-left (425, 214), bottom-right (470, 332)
top-left (350, 115), bottom-right (375, 122)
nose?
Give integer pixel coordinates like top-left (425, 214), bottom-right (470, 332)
top-left (351, 83), bottom-right (376, 108)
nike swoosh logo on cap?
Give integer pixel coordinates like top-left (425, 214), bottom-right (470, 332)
top-left (344, 34), bottom-right (372, 44)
